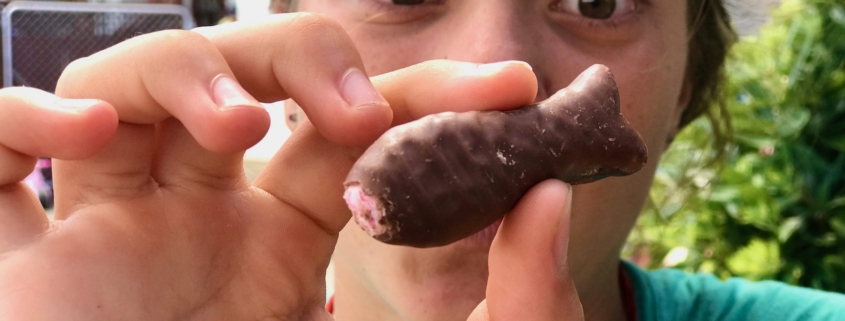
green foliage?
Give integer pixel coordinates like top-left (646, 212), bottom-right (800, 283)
top-left (626, 0), bottom-right (845, 293)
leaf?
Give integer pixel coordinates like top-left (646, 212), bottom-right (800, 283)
top-left (826, 197), bottom-right (845, 213)
top-left (817, 153), bottom-right (845, 204)
top-left (727, 239), bottom-right (781, 280)
top-left (830, 6), bottom-right (845, 28)
top-left (779, 216), bottom-right (804, 242)
top-left (830, 216), bottom-right (845, 237)
top-left (822, 136), bottom-right (845, 152)
top-left (734, 134), bottom-right (779, 150)
top-left (822, 256), bottom-right (845, 278)
top-left (776, 107), bottom-right (811, 137)
top-left (710, 186), bottom-right (740, 203)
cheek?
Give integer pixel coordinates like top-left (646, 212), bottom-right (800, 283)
top-left (608, 31), bottom-right (689, 159)
top-left (295, 1), bottom-right (430, 75)
top-left (619, 19), bottom-right (689, 158)
top-left (351, 32), bottom-right (441, 76)
top-left (620, 68), bottom-right (686, 160)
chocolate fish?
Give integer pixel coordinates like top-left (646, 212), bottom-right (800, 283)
top-left (344, 64), bottom-right (648, 248)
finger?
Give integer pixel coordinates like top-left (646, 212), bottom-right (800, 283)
top-left (468, 180), bottom-right (583, 321)
top-left (373, 60), bottom-right (538, 125)
top-left (0, 88), bottom-right (118, 162)
top-left (0, 87), bottom-right (117, 250)
top-left (467, 300), bottom-right (490, 321)
top-left (53, 30), bottom-right (268, 212)
top-left (255, 60), bottom-right (537, 234)
top-left (0, 183), bottom-right (46, 253)
top-left (194, 13), bottom-right (393, 146)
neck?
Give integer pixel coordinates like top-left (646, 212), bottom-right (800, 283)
top-left (578, 258), bottom-right (628, 321)
top-left (332, 259), bottom-right (402, 321)
top-left (331, 258), bottom-right (630, 321)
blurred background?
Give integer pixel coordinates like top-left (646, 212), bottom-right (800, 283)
top-left (5, 0), bottom-right (843, 295)
top-left (625, 0), bottom-right (845, 295)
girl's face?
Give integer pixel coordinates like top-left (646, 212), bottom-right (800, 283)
top-left (299, 0), bottom-right (690, 319)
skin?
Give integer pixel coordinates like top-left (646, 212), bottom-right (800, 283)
top-left (0, 0), bottom-right (690, 320)
top-left (294, 1), bottom-right (690, 320)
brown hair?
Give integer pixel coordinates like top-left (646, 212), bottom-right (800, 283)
top-left (684, 0), bottom-right (737, 136)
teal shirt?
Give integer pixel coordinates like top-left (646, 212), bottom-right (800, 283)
top-left (622, 261), bottom-right (845, 321)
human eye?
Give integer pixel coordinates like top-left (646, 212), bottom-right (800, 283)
top-left (365, 0), bottom-right (445, 12)
top-left (358, 0), bottom-right (446, 23)
top-left (550, 0), bottom-right (644, 27)
top-left (388, 0), bottom-right (435, 4)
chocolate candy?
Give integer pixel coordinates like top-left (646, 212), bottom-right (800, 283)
top-left (344, 64), bottom-right (647, 247)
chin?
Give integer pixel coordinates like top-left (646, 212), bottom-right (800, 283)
top-left (386, 220), bottom-right (505, 320)
top-left (336, 219), bottom-right (502, 321)
top-left (397, 254), bottom-right (489, 321)
top-left (450, 218), bottom-right (503, 251)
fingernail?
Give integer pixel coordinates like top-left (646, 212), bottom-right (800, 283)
top-left (211, 74), bottom-right (260, 110)
top-left (477, 60), bottom-right (533, 74)
top-left (340, 68), bottom-right (387, 109)
top-left (56, 99), bottom-right (100, 110)
top-left (555, 183), bottom-right (573, 268)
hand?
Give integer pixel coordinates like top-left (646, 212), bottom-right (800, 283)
top-left (467, 180), bottom-right (585, 321)
top-left (0, 14), bottom-right (538, 320)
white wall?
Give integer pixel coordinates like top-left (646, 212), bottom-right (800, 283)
top-left (235, 0), bottom-right (270, 21)
top-left (245, 102), bottom-right (292, 164)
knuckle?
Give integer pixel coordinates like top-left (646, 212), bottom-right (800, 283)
top-left (286, 12), bottom-right (344, 33)
top-left (146, 29), bottom-right (219, 62)
top-left (284, 12), bottom-right (349, 45)
top-left (58, 56), bottom-right (92, 87)
top-left (57, 29), bottom-right (222, 96)
top-left (0, 87), bottom-right (49, 103)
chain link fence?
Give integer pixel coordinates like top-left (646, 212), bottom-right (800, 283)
top-left (5, 3), bottom-right (189, 91)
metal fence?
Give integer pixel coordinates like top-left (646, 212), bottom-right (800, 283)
top-left (3, 2), bottom-right (191, 91)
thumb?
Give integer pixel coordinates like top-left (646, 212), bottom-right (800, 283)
top-left (468, 179), bottom-right (583, 321)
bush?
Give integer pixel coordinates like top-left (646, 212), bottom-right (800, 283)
top-left (626, 0), bottom-right (845, 293)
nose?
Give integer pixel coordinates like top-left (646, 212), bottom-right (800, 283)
top-left (435, 1), bottom-right (551, 101)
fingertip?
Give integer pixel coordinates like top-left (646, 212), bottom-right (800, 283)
top-left (309, 101), bottom-right (393, 147)
top-left (348, 101), bottom-right (394, 144)
top-left (447, 60), bottom-right (537, 113)
top-left (491, 179), bottom-right (572, 283)
top-left (499, 179), bottom-right (570, 239)
top-left (485, 179), bottom-right (581, 320)
top-left (377, 60), bottom-right (539, 125)
top-left (304, 66), bottom-right (394, 146)
top-left (32, 99), bottom-right (120, 160)
top-left (193, 104), bottom-right (272, 154)
top-left (342, 102), bottom-right (394, 145)
top-left (0, 89), bottom-right (120, 160)
top-left (62, 99), bottom-right (120, 158)
top-left (164, 73), bottom-right (272, 154)
top-left (466, 300), bottom-right (491, 321)
top-left (478, 60), bottom-right (538, 107)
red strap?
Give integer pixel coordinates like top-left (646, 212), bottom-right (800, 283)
top-left (619, 264), bottom-right (638, 321)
